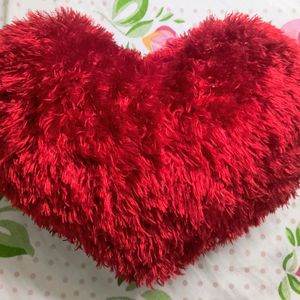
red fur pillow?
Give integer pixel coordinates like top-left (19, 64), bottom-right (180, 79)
top-left (0, 8), bottom-right (299, 286)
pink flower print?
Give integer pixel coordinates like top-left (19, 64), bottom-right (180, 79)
top-left (143, 26), bottom-right (177, 52)
top-left (281, 19), bottom-right (300, 43)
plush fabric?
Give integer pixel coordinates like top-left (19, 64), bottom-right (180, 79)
top-left (0, 7), bottom-right (299, 286)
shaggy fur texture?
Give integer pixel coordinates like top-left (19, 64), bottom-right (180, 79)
top-left (0, 8), bottom-right (300, 286)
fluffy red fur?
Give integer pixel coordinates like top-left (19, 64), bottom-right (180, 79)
top-left (0, 8), bottom-right (299, 286)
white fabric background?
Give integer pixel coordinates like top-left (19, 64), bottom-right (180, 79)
top-left (0, 0), bottom-right (7, 26)
top-left (0, 1), bottom-right (300, 299)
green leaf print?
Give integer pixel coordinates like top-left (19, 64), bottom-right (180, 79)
top-left (125, 282), bottom-right (137, 291)
top-left (0, 220), bottom-right (34, 256)
top-left (155, 7), bottom-right (164, 18)
top-left (107, 297), bottom-right (134, 300)
top-left (286, 227), bottom-right (296, 246)
top-left (174, 19), bottom-right (185, 24)
top-left (287, 274), bottom-right (300, 294)
top-left (279, 277), bottom-right (291, 300)
top-left (0, 244), bottom-right (27, 257)
top-left (283, 250), bottom-right (298, 272)
top-left (142, 289), bottom-right (171, 300)
top-left (159, 13), bottom-right (174, 22)
top-left (126, 20), bottom-right (153, 37)
top-left (296, 223), bottom-right (300, 246)
top-left (112, 0), bottom-right (149, 26)
top-left (117, 277), bottom-right (125, 286)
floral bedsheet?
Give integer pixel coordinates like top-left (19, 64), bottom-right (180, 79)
top-left (0, 0), bottom-right (300, 299)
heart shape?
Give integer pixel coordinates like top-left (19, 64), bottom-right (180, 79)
top-left (0, 8), bottom-right (300, 286)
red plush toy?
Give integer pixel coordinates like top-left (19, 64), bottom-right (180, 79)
top-left (0, 8), bottom-right (299, 286)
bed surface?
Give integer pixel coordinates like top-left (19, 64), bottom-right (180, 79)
top-left (0, 1), bottom-right (299, 299)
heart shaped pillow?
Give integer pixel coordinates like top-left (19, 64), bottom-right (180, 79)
top-left (0, 8), bottom-right (299, 286)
